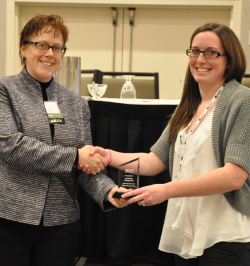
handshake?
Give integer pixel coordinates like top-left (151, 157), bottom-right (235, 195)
top-left (77, 145), bottom-right (110, 175)
top-left (77, 145), bottom-right (130, 208)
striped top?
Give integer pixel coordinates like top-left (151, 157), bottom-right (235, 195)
top-left (0, 67), bottom-right (116, 226)
top-left (151, 79), bottom-right (250, 216)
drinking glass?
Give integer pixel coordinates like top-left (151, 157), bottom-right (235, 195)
top-left (120, 75), bottom-right (136, 99)
top-left (87, 82), bottom-right (107, 100)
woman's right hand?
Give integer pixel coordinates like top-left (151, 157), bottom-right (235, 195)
top-left (78, 145), bottom-right (107, 175)
top-left (78, 146), bottom-right (110, 175)
top-left (89, 146), bottom-right (110, 163)
top-left (122, 183), bottom-right (169, 207)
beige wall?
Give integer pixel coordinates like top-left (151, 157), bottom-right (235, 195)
top-left (0, 0), bottom-right (6, 77)
top-left (1, 0), bottom-right (249, 99)
top-left (18, 5), bottom-right (231, 99)
top-left (241, 0), bottom-right (250, 74)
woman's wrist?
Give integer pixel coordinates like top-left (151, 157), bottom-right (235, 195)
top-left (106, 149), bottom-right (112, 165)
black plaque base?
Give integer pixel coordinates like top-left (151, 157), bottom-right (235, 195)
top-left (112, 192), bottom-right (134, 199)
top-left (112, 192), bottom-right (125, 198)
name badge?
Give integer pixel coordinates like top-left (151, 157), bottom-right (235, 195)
top-left (44, 101), bottom-right (65, 124)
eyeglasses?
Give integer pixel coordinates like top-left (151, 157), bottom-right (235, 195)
top-left (186, 49), bottom-right (226, 59)
top-left (24, 41), bottom-right (67, 55)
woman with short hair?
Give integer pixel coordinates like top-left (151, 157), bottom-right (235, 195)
top-left (0, 14), bottom-right (126, 266)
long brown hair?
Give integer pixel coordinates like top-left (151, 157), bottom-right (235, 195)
top-left (19, 14), bottom-right (69, 66)
top-left (168, 23), bottom-right (246, 143)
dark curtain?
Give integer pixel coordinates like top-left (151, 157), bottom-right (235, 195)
top-left (77, 101), bottom-right (177, 265)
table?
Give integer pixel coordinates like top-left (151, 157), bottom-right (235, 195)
top-left (77, 98), bottom-right (179, 265)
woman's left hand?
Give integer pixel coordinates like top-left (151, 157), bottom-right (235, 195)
top-left (108, 186), bottom-right (131, 208)
top-left (121, 184), bottom-right (168, 207)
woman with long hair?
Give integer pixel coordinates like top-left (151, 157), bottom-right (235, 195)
top-left (87, 23), bottom-right (250, 265)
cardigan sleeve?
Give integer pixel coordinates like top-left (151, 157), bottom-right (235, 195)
top-left (215, 83), bottom-right (250, 216)
top-left (223, 89), bottom-right (250, 174)
top-left (150, 124), bottom-right (170, 167)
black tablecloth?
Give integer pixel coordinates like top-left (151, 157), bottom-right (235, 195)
top-left (77, 100), bottom-right (177, 265)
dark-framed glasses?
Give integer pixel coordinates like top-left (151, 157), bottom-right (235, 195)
top-left (186, 49), bottom-right (226, 59)
top-left (24, 41), bottom-right (67, 55)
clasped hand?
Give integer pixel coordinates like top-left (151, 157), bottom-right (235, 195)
top-left (77, 145), bottom-right (107, 175)
top-left (77, 146), bottom-right (109, 175)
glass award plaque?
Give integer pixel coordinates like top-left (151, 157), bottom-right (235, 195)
top-left (112, 157), bottom-right (140, 198)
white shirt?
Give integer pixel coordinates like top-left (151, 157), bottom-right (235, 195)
top-left (158, 111), bottom-right (250, 259)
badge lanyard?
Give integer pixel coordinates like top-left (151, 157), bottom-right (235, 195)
top-left (178, 84), bottom-right (225, 172)
top-left (180, 84), bottom-right (225, 144)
